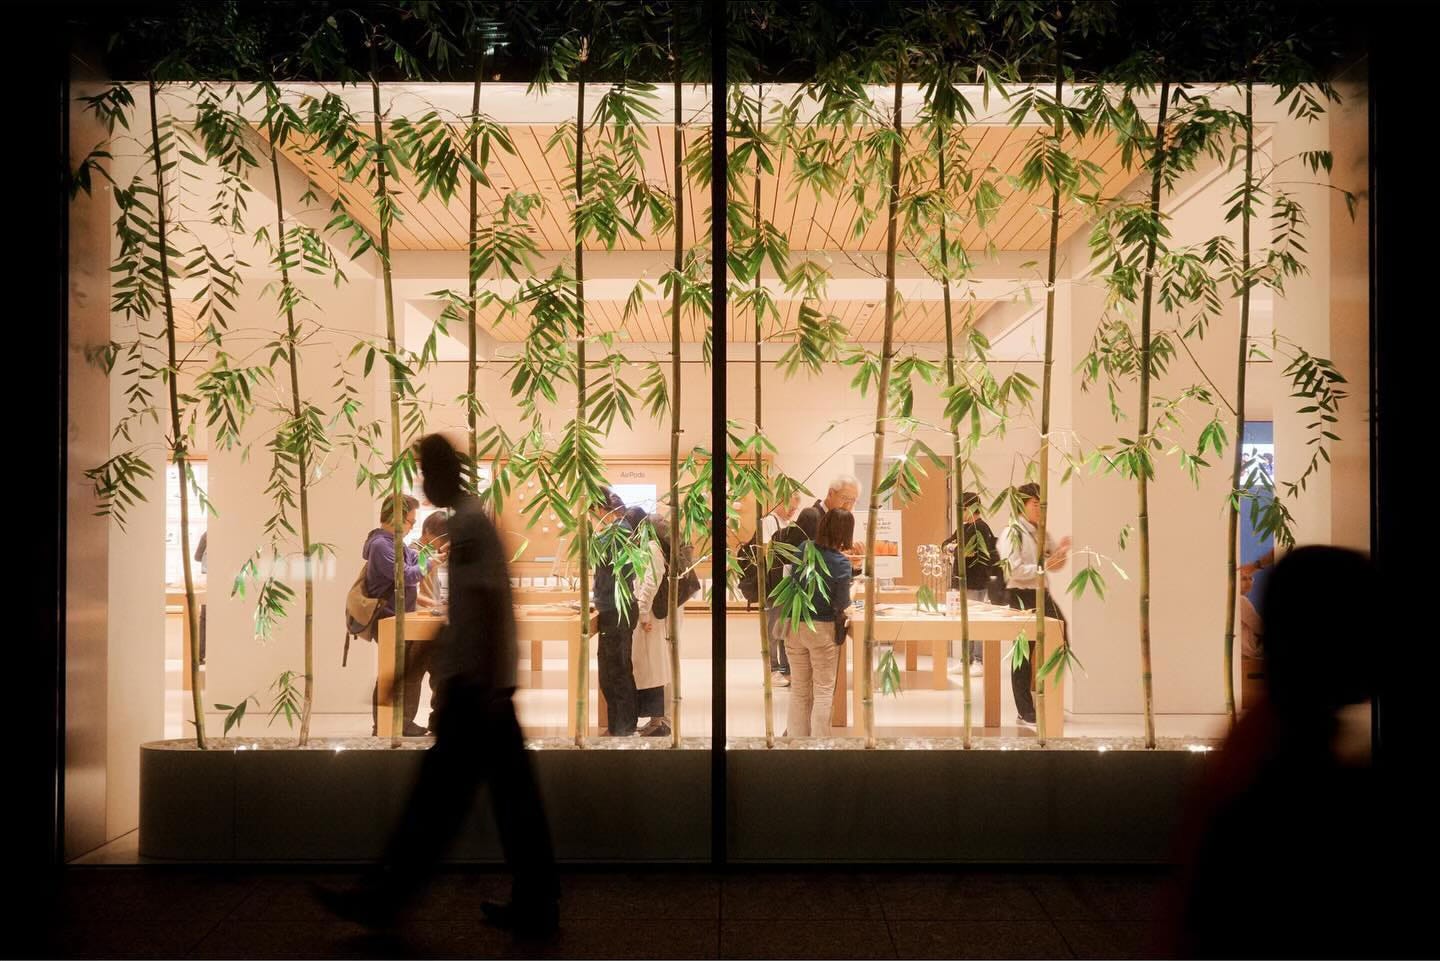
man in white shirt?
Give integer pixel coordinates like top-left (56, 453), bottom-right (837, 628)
top-left (1001, 483), bottom-right (1071, 729)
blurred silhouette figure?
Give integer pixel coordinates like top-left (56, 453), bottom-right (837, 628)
top-left (319, 433), bottom-right (559, 937)
top-left (1156, 546), bottom-right (1399, 959)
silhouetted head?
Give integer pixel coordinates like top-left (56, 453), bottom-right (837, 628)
top-left (1261, 546), bottom-right (1378, 718)
top-left (622, 505), bottom-right (648, 530)
top-left (590, 487), bottom-right (625, 524)
top-left (795, 506), bottom-right (822, 541)
top-left (417, 434), bottom-right (463, 509)
top-left (420, 510), bottom-right (449, 546)
top-left (817, 508), bottom-right (855, 551)
top-left (1016, 483), bottom-right (1042, 525)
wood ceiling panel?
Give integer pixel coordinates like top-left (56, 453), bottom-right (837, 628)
top-left (288, 119), bottom-right (1140, 256)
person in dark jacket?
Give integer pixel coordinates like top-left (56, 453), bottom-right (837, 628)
top-left (783, 508), bottom-right (854, 738)
top-left (760, 491), bottom-right (802, 686)
top-left (318, 434), bottom-right (559, 937)
top-left (364, 495), bottom-right (427, 736)
top-left (592, 491), bottom-right (642, 736)
top-left (1155, 546), bottom-right (1402, 959)
top-left (941, 491), bottom-right (1002, 672)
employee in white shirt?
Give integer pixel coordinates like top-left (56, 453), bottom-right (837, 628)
top-left (1001, 483), bottom-right (1071, 729)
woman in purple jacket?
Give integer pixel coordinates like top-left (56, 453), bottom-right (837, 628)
top-left (364, 494), bottom-right (426, 735)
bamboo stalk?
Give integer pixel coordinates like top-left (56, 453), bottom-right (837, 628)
top-left (370, 66), bottom-right (406, 749)
top-left (667, 57), bottom-right (685, 748)
top-left (268, 108), bottom-right (315, 746)
top-left (937, 122), bottom-right (973, 750)
top-left (467, 52), bottom-right (485, 487)
top-left (752, 88), bottom-right (774, 749)
top-left (1137, 79), bottom-right (1172, 751)
top-left (863, 63), bottom-right (904, 750)
top-left (573, 72), bottom-right (590, 748)
top-left (151, 78), bottom-right (205, 749)
top-left (1222, 81), bottom-right (1254, 728)
top-left (1034, 25), bottom-right (1064, 748)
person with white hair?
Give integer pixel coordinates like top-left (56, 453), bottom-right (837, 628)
top-left (811, 473), bottom-right (860, 519)
top-left (811, 474), bottom-right (863, 575)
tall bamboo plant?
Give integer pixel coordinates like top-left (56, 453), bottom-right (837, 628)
top-left (858, 62), bottom-right (906, 749)
top-left (1204, 6), bottom-right (1354, 724)
top-left (510, 10), bottom-right (673, 743)
top-left (78, 72), bottom-right (261, 748)
top-left (294, 14), bottom-right (435, 746)
top-left (1006, 6), bottom-right (1084, 745)
top-left (662, 7), bottom-right (696, 747)
top-left (728, 82), bottom-right (790, 746)
top-left (724, 79), bottom-right (841, 744)
top-left (666, 56), bottom-right (686, 746)
top-left (372, 55), bottom-right (410, 746)
top-left (1082, 38), bottom-right (1240, 745)
top-left (910, 3), bottom-right (1011, 747)
top-left (226, 81), bottom-right (350, 745)
top-left (570, 45), bottom-right (593, 746)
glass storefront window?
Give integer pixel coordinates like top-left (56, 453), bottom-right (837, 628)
top-left (60, 2), bottom-right (1374, 864)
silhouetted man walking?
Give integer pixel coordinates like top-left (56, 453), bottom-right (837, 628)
top-left (321, 433), bottom-right (559, 936)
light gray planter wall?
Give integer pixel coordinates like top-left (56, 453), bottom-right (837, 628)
top-left (727, 749), bottom-right (1206, 863)
top-left (141, 740), bottom-right (1208, 863)
top-left (140, 742), bottom-right (711, 862)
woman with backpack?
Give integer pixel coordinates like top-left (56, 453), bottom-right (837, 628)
top-left (784, 508), bottom-right (855, 738)
top-left (362, 494), bottom-right (425, 736)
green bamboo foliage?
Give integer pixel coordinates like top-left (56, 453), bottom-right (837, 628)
top-left (1010, 10), bottom-right (1079, 746)
top-left (67, 1), bottom-right (1362, 753)
top-left (1082, 62), bottom-right (1238, 747)
top-left (228, 82), bottom-right (350, 745)
top-left (663, 6), bottom-right (695, 746)
top-left (908, 3), bottom-right (1013, 747)
top-left (859, 63), bottom-right (906, 749)
top-left (485, 12), bottom-right (678, 742)
top-left (292, 32), bottom-right (431, 746)
top-left (731, 82), bottom-right (784, 746)
top-left (1207, 55), bottom-right (1353, 722)
top-left (79, 78), bottom-right (262, 749)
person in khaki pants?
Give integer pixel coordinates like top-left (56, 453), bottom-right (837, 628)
top-left (784, 509), bottom-right (855, 737)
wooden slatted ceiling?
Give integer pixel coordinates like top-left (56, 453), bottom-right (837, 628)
top-left (468, 294), bottom-right (995, 344)
top-left (275, 123), bottom-right (1137, 255)
top-left (272, 125), bottom-right (713, 255)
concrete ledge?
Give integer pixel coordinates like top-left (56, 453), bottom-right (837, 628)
top-left (141, 737), bottom-right (1209, 863)
top-left (728, 745), bottom-right (1208, 863)
top-left (140, 739), bottom-right (711, 862)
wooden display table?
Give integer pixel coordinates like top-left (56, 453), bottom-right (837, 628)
top-left (842, 602), bottom-right (1066, 734)
top-left (511, 589), bottom-right (579, 672)
top-left (512, 587), bottom-right (579, 606)
top-left (375, 605), bottom-right (599, 738)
